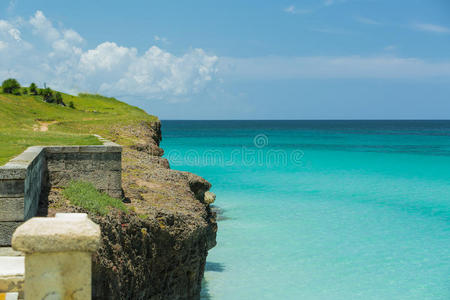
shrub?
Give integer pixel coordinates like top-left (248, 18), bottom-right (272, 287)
top-left (69, 101), bottom-right (75, 109)
top-left (22, 88), bottom-right (28, 95)
top-left (55, 92), bottom-right (63, 105)
top-left (63, 181), bottom-right (128, 215)
top-left (42, 87), bottom-right (54, 103)
top-left (2, 78), bottom-right (21, 94)
top-left (29, 83), bottom-right (37, 95)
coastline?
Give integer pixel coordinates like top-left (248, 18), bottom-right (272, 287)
top-left (46, 120), bottom-right (217, 299)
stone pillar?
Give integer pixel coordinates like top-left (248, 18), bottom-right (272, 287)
top-left (11, 213), bottom-right (100, 300)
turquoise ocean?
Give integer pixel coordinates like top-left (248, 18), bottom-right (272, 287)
top-left (160, 120), bottom-right (450, 300)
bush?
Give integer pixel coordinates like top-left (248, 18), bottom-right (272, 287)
top-left (29, 83), bottom-right (37, 95)
top-left (63, 181), bottom-right (128, 215)
top-left (69, 101), bottom-right (75, 109)
top-left (55, 92), bottom-right (63, 105)
top-left (22, 88), bottom-right (28, 95)
top-left (2, 78), bottom-right (21, 94)
top-left (42, 87), bottom-right (54, 103)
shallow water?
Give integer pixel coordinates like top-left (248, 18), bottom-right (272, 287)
top-left (160, 120), bottom-right (450, 300)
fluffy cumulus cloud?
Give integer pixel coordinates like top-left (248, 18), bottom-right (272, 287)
top-left (0, 11), bottom-right (218, 101)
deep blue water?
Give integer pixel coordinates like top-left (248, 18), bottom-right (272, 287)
top-left (160, 120), bottom-right (450, 300)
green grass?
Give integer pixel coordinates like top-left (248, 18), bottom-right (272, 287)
top-left (63, 181), bottom-right (128, 215)
top-left (0, 91), bottom-right (157, 165)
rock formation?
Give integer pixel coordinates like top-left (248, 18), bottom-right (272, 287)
top-left (46, 121), bottom-right (217, 299)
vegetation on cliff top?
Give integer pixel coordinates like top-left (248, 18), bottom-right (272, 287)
top-left (63, 181), bottom-right (128, 215)
top-left (0, 79), bottom-right (158, 165)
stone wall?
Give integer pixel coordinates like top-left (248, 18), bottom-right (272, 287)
top-left (0, 137), bottom-right (122, 246)
top-left (0, 147), bottom-right (46, 246)
top-left (46, 144), bottom-right (122, 199)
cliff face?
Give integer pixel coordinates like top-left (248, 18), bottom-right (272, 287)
top-left (47, 121), bottom-right (217, 299)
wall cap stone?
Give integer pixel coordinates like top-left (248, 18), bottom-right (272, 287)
top-left (0, 135), bottom-right (121, 179)
top-left (11, 214), bottom-right (100, 253)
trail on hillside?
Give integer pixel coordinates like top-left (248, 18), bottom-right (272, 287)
top-left (33, 120), bottom-right (59, 132)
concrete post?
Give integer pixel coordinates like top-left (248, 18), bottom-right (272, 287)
top-left (11, 213), bottom-right (100, 300)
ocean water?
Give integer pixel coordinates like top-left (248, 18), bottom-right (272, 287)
top-left (160, 120), bottom-right (450, 300)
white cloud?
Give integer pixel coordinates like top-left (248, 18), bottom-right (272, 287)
top-left (29, 10), bottom-right (60, 41)
top-left (219, 56), bottom-right (450, 80)
top-left (100, 47), bottom-right (217, 100)
top-left (0, 20), bottom-right (22, 41)
top-left (80, 42), bottom-right (137, 72)
top-left (283, 5), bottom-right (311, 15)
top-left (355, 16), bottom-right (380, 25)
top-left (413, 23), bottom-right (450, 34)
top-left (63, 29), bottom-right (83, 44)
top-left (0, 10), bottom-right (218, 102)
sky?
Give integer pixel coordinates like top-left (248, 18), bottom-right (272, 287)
top-left (1, 0), bottom-right (449, 119)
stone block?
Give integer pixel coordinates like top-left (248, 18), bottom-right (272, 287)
top-left (46, 158), bottom-right (66, 172)
top-left (107, 171), bottom-right (122, 190)
top-left (0, 167), bottom-right (26, 180)
top-left (45, 146), bottom-right (80, 153)
top-left (0, 222), bottom-right (22, 246)
top-left (0, 180), bottom-right (24, 198)
top-left (25, 252), bottom-right (92, 300)
top-left (12, 213), bottom-right (100, 253)
top-left (79, 145), bottom-right (108, 153)
top-left (48, 171), bottom-right (71, 187)
top-left (12, 214), bottom-right (100, 300)
top-left (0, 198), bottom-right (24, 221)
top-left (9, 151), bottom-right (40, 164)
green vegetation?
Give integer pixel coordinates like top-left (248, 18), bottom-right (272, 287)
top-left (29, 83), bottom-right (37, 95)
top-left (0, 78), bottom-right (157, 165)
top-left (2, 78), bottom-right (21, 94)
top-left (63, 181), bottom-right (128, 215)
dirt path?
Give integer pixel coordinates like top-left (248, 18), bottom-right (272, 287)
top-left (33, 120), bottom-right (59, 132)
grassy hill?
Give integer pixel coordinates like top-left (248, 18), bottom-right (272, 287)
top-left (0, 91), bottom-right (157, 165)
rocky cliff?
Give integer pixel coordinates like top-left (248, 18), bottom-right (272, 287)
top-left (47, 121), bottom-right (217, 299)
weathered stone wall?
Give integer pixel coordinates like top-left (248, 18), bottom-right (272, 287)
top-left (46, 144), bottom-right (122, 199)
top-left (0, 137), bottom-right (122, 246)
top-left (0, 147), bottom-right (46, 246)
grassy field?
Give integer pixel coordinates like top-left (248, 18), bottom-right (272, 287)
top-left (0, 91), bottom-right (157, 165)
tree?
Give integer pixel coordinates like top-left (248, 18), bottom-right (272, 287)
top-left (2, 78), bottom-right (21, 94)
top-left (23, 88), bottom-right (28, 95)
top-left (55, 92), bottom-right (63, 105)
top-left (29, 83), bottom-right (37, 95)
top-left (69, 101), bottom-right (75, 109)
top-left (42, 88), bottom-right (54, 103)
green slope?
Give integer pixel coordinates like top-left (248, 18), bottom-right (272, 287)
top-left (0, 92), bottom-right (157, 165)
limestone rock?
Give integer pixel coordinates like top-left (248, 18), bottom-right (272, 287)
top-left (204, 191), bottom-right (216, 205)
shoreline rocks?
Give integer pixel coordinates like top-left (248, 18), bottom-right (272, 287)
top-left (46, 120), bottom-right (217, 299)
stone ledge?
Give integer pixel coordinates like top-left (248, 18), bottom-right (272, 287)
top-left (12, 214), bottom-right (100, 253)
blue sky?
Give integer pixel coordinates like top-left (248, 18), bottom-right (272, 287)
top-left (1, 0), bottom-right (450, 119)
